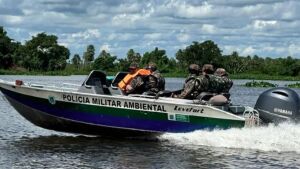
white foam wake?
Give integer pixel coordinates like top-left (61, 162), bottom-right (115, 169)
top-left (159, 122), bottom-right (300, 153)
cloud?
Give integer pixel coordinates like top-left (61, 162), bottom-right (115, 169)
top-left (144, 33), bottom-right (162, 40)
top-left (253, 20), bottom-right (278, 30)
top-left (176, 33), bottom-right (190, 43)
top-left (0, 0), bottom-right (300, 59)
top-left (201, 24), bottom-right (217, 34)
top-left (240, 46), bottom-right (255, 56)
top-left (107, 33), bottom-right (137, 41)
top-left (1, 15), bottom-right (23, 24)
top-left (0, 0), bottom-right (24, 15)
top-left (175, 1), bottom-right (214, 19)
top-left (71, 29), bottom-right (101, 39)
top-left (288, 44), bottom-right (300, 57)
top-left (100, 44), bottom-right (111, 52)
top-left (210, 0), bottom-right (286, 7)
top-left (112, 13), bottom-right (143, 27)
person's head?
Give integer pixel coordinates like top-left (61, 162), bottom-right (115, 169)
top-left (146, 62), bottom-right (157, 72)
top-left (128, 63), bottom-right (139, 73)
top-left (202, 64), bottom-right (214, 75)
top-left (215, 68), bottom-right (227, 76)
top-left (188, 64), bottom-right (200, 75)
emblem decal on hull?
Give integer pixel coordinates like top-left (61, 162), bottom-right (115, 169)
top-left (48, 96), bottom-right (56, 105)
top-left (168, 113), bottom-right (190, 122)
top-left (168, 113), bottom-right (175, 120)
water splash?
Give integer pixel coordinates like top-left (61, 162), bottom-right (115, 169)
top-left (159, 122), bottom-right (300, 153)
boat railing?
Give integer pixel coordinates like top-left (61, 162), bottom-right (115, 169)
top-left (128, 94), bottom-right (157, 99)
top-left (62, 83), bottom-right (81, 87)
top-left (26, 82), bottom-right (79, 92)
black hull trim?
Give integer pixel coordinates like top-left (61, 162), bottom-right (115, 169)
top-left (5, 95), bottom-right (161, 138)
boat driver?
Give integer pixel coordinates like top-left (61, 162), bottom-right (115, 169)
top-left (118, 63), bottom-right (151, 95)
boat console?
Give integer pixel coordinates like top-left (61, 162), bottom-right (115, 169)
top-left (78, 70), bottom-right (112, 95)
top-left (110, 72), bottom-right (128, 89)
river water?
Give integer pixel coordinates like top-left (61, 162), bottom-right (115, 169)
top-left (0, 75), bottom-right (300, 168)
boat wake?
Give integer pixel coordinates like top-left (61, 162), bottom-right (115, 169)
top-left (159, 122), bottom-right (300, 153)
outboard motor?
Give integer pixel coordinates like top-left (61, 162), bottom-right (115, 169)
top-left (254, 87), bottom-right (300, 123)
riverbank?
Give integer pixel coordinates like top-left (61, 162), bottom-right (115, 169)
top-left (230, 73), bottom-right (300, 81)
top-left (1, 69), bottom-right (300, 81)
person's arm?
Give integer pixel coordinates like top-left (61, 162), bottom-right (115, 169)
top-left (147, 75), bottom-right (158, 91)
top-left (126, 76), bottom-right (144, 94)
top-left (176, 79), bottom-right (196, 99)
top-left (223, 77), bottom-right (233, 93)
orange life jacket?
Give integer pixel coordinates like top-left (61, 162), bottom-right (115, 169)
top-left (118, 69), bottom-right (151, 90)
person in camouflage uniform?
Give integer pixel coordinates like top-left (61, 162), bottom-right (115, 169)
top-left (214, 68), bottom-right (233, 93)
top-left (173, 64), bottom-right (209, 99)
top-left (126, 75), bottom-right (146, 94)
top-left (201, 64), bottom-right (227, 94)
top-left (173, 64), bottom-right (232, 100)
top-left (125, 63), bottom-right (150, 95)
top-left (144, 62), bottom-right (165, 95)
top-left (197, 65), bottom-right (233, 104)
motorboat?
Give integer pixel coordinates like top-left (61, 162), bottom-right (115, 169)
top-left (0, 70), bottom-right (298, 137)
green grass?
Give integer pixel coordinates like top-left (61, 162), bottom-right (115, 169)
top-left (286, 82), bottom-right (300, 88)
top-left (242, 80), bottom-right (278, 87)
top-left (230, 73), bottom-right (300, 81)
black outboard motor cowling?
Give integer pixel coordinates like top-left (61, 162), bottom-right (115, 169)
top-left (254, 87), bottom-right (300, 123)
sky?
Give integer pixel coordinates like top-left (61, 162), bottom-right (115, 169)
top-left (1, 0), bottom-right (300, 59)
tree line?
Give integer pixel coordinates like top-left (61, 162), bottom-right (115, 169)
top-left (1, 26), bottom-right (300, 76)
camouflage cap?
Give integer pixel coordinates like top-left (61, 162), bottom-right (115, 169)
top-left (215, 68), bottom-right (227, 76)
top-left (129, 63), bottom-right (139, 69)
top-left (202, 64), bottom-right (214, 74)
top-left (188, 64), bottom-right (200, 74)
top-left (147, 62), bottom-right (157, 71)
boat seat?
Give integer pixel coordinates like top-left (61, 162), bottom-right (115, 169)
top-left (211, 105), bottom-right (245, 115)
top-left (146, 90), bottom-right (173, 97)
top-left (109, 72), bottom-right (129, 95)
top-left (207, 95), bottom-right (229, 106)
top-left (110, 72), bottom-right (128, 90)
top-left (197, 92), bottom-right (230, 106)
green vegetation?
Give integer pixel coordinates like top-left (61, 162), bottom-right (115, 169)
top-left (1, 26), bottom-right (300, 79)
top-left (286, 82), bottom-right (300, 88)
top-left (230, 74), bottom-right (300, 81)
top-left (243, 80), bottom-right (278, 87)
